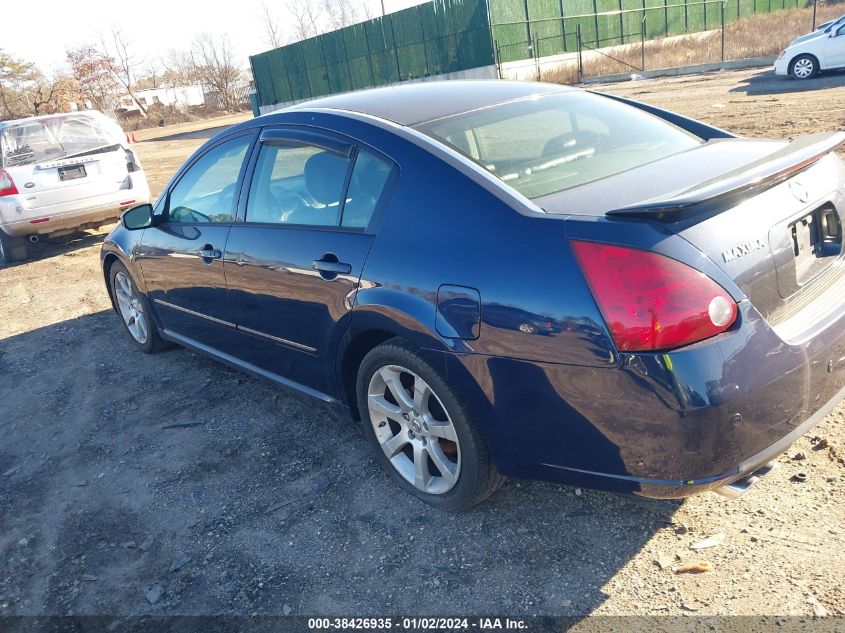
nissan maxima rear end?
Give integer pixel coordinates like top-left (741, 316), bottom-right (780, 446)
top-left (101, 81), bottom-right (845, 511)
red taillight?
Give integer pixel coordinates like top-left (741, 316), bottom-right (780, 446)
top-left (570, 240), bottom-right (738, 352)
top-left (0, 169), bottom-right (18, 197)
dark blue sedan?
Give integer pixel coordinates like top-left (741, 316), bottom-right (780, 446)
top-left (101, 81), bottom-right (845, 511)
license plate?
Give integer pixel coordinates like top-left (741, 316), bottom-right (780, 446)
top-left (58, 164), bottom-right (86, 181)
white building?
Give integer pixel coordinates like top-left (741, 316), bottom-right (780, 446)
top-left (117, 85), bottom-right (205, 113)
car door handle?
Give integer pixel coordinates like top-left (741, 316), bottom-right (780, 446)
top-left (312, 259), bottom-right (352, 275)
top-left (195, 247), bottom-right (222, 260)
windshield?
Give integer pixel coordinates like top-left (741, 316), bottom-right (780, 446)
top-left (414, 92), bottom-right (703, 199)
top-left (1, 114), bottom-right (121, 168)
top-left (820, 15), bottom-right (845, 30)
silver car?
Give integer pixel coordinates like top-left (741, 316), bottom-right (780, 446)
top-left (0, 111), bottom-right (150, 262)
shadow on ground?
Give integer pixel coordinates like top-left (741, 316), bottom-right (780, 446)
top-left (0, 230), bottom-right (112, 269)
top-left (0, 312), bottom-right (682, 616)
top-left (144, 126), bottom-right (234, 143)
top-left (729, 67), bottom-right (845, 95)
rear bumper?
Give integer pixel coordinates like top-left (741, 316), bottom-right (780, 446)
top-left (0, 171), bottom-right (150, 237)
top-left (634, 381), bottom-right (844, 498)
top-left (447, 301), bottom-right (845, 498)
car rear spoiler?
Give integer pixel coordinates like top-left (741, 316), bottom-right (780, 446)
top-left (606, 132), bottom-right (845, 221)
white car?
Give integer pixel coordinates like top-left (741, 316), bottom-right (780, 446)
top-left (0, 111), bottom-right (150, 262)
top-left (775, 18), bottom-right (845, 79)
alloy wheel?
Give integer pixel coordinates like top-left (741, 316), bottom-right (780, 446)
top-left (114, 271), bottom-right (149, 344)
top-left (367, 365), bottom-right (461, 495)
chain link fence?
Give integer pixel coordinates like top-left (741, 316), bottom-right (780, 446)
top-left (493, 0), bottom-right (843, 82)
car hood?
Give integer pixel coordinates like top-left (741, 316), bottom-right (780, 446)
top-left (535, 137), bottom-right (787, 216)
top-left (787, 31), bottom-right (827, 49)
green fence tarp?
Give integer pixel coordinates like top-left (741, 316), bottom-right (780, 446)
top-left (253, 0), bottom-right (494, 107)
top-left (252, 0), bottom-right (810, 108)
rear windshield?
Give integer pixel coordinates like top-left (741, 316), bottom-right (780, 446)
top-left (1, 114), bottom-right (121, 168)
top-left (414, 92), bottom-right (702, 199)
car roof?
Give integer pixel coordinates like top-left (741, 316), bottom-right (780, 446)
top-left (0, 110), bottom-right (108, 130)
top-left (280, 80), bottom-right (575, 127)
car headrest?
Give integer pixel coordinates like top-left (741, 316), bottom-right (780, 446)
top-left (304, 151), bottom-right (347, 205)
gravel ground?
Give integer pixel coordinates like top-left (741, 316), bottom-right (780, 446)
top-left (0, 68), bottom-right (843, 618)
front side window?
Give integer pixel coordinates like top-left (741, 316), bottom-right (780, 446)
top-left (166, 135), bottom-right (250, 223)
top-left (415, 92), bottom-right (702, 199)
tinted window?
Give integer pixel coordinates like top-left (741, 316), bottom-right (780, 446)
top-left (342, 149), bottom-right (393, 229)
top-left (166, 135), bottom-right (250, 223)
top-left (415, 92), bottom-right (701, 199)
top-left (247, 143), bottom-right (351, 226)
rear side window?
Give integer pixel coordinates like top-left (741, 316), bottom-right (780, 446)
top-left (166, 135), bottom-right (250, 223)
top-left (246, 142), bottom-right (393, 229)
top-left (415, 92), bottom-right (701, 199)
top-left (342, 149), bottom-right (393, 229)
top-left (247, 143), bottom-right (352, 226)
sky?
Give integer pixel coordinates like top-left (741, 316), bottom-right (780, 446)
top-left (5, 0), bottom-right (427, 76)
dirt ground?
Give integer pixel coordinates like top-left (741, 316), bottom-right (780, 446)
top-left (1, 68), bottom-right (844, 620)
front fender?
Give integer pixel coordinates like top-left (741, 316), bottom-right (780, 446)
top-left (100, 225), bottom-right (148, 306)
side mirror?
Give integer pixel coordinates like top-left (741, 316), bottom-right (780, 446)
top-left (121, 204), bottom-right (154, 230)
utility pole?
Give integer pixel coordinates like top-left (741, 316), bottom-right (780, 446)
top-left (381, 0), bottom-right (386, 16)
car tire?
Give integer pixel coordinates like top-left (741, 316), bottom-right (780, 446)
top-left (789, 54), bottom-right (819, 80)
top-left (0, 231), bottom-right (28, 264)
top-left (356, 338), bottom-right (505, 511)
top-left (108, 260), bottom-right (169, 354)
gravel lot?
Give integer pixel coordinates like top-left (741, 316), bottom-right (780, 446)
top-left (1, 67), bottom-right (843, 619)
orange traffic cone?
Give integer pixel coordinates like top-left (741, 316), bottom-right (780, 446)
top-left (126, 133), bottom-right (131, 144)
top-left (131, 133), bottom-right (137, 143)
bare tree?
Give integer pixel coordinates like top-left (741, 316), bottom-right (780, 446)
top-left (0, 50), bottom-right (37, 119)
top-left (20, 73), bottom-right (58, 115)
top-left (161, 49), bottom-right (200, 87)
top-left (260, 1), bottom-right (287, 49)
top-left (1, 51), bottom-right (81, 119)
top-left (190, 33), bottom-right (244, 112)
top-left (287, 0), bottom-right (326, 40)
top-left (99, 26), bottom-right (147, 116)
top-left (323, 0), bottom-right (361, 30)
top-left (66, 45), bottom-right (120, 111)
top-left (137, 59), bottom-right (161, 90)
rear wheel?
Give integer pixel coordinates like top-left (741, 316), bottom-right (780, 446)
top-left (0, 231), bottom-right (28, 264)
top-left (790, 54), bottom-right (818, 80)
top-left (109, 260), bottom-right (168, 353)
top-left (356, 339), bottom-right (504, 511)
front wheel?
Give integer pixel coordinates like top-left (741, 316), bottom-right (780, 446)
top-left (790, 54), bottom-right (818, 80)
top-left (356, 339), bottom-right (504, 511)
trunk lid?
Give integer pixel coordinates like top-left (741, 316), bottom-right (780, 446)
top-left (539, 134), bottom-right (845, 339)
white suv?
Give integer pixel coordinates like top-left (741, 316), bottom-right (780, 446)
top-left (774, 17), bottom-right (845, 79)
top-left (0, 111), bottom-right (150, 262)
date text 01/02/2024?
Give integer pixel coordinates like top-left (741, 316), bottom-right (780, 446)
top-left (307, 618), bottom-right (528, 630)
